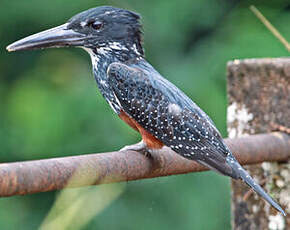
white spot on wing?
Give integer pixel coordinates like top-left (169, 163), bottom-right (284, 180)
top-left (168, 103), bottom-right (182, 115)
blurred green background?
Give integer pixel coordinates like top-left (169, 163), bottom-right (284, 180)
top-left (0, 0), bottom-right (289, 229)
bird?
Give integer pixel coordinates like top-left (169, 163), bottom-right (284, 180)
top-left (6, 6), bottom-right (285, 215)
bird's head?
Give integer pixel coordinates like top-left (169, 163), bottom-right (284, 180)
top-left (7, 6), bottom-right (144, 58)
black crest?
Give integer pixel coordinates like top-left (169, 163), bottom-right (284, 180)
top-left (67, 6), bottom-right (143, 53)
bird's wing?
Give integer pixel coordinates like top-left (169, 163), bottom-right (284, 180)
top-left (107, 61), bottom-right (236, 177)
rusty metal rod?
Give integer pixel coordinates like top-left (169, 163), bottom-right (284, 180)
top-left (0, 132), bottom-right (289, 197)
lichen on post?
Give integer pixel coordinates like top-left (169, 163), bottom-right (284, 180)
top-left (227, 58), bottom-right (290, 229)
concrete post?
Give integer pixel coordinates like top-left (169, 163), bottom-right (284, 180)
top-left (227, 58), bottom-right (290, 229)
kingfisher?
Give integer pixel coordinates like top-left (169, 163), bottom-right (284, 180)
top-left (7, 6), bottom-right (285, 215)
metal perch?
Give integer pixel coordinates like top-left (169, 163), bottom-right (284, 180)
top-left (0, 132), bottom-right (288, 197)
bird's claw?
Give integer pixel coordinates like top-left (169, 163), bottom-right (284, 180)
top-left (120, 140), bottom-right (146, 151)
top-left (120, 141), bottom-right (152, 157)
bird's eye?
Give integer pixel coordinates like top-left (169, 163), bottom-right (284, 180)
top-left (89, 21), bottom-right (103, 30)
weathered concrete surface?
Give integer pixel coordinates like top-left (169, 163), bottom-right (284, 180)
top-left (227, 58), bottom-right (290, 230)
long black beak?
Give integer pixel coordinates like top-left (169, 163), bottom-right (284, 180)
top-left (6, 23), bottom-right (86, 52)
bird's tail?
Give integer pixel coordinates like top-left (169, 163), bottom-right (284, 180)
top-left (227, 157), bottom-right (286, 216)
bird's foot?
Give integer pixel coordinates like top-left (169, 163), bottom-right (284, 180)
top-left (120, 140), bottom-right (151, 157)
top-left (120, 140), bottom-right (146, 151)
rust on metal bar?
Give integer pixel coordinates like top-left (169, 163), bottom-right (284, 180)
top-left (0, 132), bottom-right (289, 197)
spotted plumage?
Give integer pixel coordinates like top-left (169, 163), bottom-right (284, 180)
top-left (7, 5), bottom-right (285, 215)
top-left (107, 60), bottom-right (237, 177)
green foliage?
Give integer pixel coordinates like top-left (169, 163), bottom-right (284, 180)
top-left (0, 0), bottom-right (289, 229)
